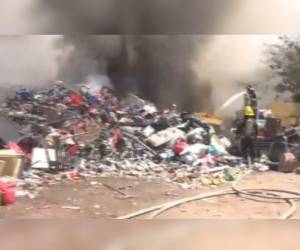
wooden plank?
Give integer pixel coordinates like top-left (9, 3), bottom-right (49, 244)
top-left (193, 112), bottom-right (223, 126)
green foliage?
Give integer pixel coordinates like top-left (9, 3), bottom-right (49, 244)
top-left (268, 36), bottom-right (300, 101)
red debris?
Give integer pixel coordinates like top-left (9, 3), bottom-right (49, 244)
top-left (0, 181), bottom-right (16, 205)
top-left (112, 128), bottom-right (122, 147)
top-left (69, 93), bottom-right (83, 108)
top-left (68, 145), bottom-right (79, 156)
top-left (174, 141), bottom-right (188, 155)
top-left (66, 170), bottom-right (80, 180)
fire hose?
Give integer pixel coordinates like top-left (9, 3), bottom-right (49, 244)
top-left (117, 171), bottom-right (299, 219)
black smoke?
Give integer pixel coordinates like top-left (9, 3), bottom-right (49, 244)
top-left (32, 0), bottom-right (237, 34)
top-left (30, 1), bottom-right (237, 110)
top-left (56, 35), bottom-right (213, 110)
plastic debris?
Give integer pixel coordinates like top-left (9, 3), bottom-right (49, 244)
top-left (0, 82), bottom-right (262, 204)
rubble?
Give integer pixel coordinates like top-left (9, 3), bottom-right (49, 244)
top-left (278, 152), bottom-right (300, 173)
top-left (0, 83), bottom-right (265, 205)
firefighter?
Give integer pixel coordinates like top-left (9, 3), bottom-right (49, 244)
top-left (240, 106), bottom-right (258, 164)
top-left (244, 85), bottom-right (258, 118)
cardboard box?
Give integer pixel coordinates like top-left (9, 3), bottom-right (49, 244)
top-left (0, 160), bottom-right (5, 176)
top-left (0, 150), bottom-right (24, 178)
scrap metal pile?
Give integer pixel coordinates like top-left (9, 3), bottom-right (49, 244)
top-left (0, 82), bottom-right (257, 203)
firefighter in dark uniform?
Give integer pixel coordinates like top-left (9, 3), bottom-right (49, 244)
top-left (239, 106), bottom-right (258, 164)
top-left (244, 85), bottom-right (258, 118)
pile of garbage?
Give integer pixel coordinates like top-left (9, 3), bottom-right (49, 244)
top-left (0, 82), bottom-right (252, 204)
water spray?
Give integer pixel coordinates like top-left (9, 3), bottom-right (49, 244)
top-left (216, 90), bottom-right (246, 115)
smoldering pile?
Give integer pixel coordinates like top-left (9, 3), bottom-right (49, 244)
top-left (0, 82), bottom-right (249, 198)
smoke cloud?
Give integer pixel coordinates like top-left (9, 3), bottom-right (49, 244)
top-left (0, 36), bottom-right (60, 99)
top-left (0, 0), bottom-right (35, 34)
top-left (0, 35), bottom-right (280, 112)
top-left (30, 0), bottom-right (235, 34)
top-left (2, 1), bottom-right (300, 113)
top-left (55, 35), bottom-right (282, 112)
top-left (55, 35), bottom-right (213, 110)
top-left (193, 35), bottom-right (277, 111)
top-left (28, 0), bottom-right (300, 113)
top-left (2, 0), bottom-right (300, 34)
top-left (3, 0), bottom-right (300, 34)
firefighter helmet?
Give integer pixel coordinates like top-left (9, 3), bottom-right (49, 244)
top-left (245, 106), bottom-right (255, 117)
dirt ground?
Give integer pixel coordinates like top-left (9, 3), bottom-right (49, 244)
top-left (2, 171), bottom-right (300, 219)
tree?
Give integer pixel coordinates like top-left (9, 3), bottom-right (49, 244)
top-left (268, 35), bottom-right (300, 101)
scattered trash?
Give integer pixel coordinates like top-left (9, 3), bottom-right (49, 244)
top-left (31, 148), bottom-right (57, 169)
top-left (147, 128), bottom-right (185, 148)
top-left (224, 168), bottom-right (242, 182)
top-left (0, 82), bottom-right (289, 206)
top-left (65, 170), bottom-right (80, 180)
top-left (253, 163), bottom-right (269, 172)
top-left (278, 152), bottom-right (299, 173)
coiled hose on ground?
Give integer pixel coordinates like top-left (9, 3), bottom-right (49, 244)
top-left (117, 171), bottom-right (299, 219)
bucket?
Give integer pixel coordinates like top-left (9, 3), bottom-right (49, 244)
top-left (0, 182), bottom-right (16, 205)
